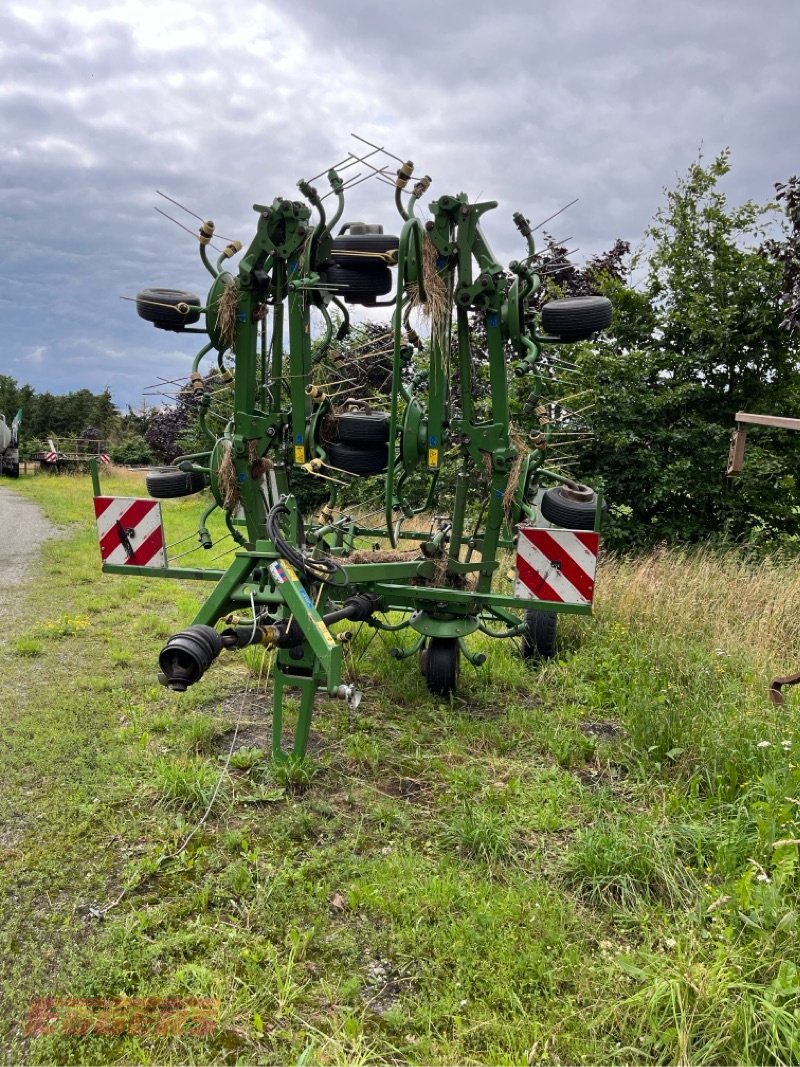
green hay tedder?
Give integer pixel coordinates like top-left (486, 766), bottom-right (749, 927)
top-left (93, 141), bottom-right (612, 762)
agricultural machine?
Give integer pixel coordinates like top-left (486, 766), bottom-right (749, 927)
top-left (33, 436), bottom-right (111, 471)
top-left (0, 410), bottom-right (21, 478)
top-left (94, 141), bottom-right (612, 761)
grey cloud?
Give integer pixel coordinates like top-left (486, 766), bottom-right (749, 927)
top-left (0, 0), bottom-right (797, 409)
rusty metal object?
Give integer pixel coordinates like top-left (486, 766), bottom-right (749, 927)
top-left (727, 409), bottom-right (800, 706)
top-left (727, 425), bottom-right (748, 475)
top-left (727, 412), bottom-right (800, 476)
top-left (735, 412), bottom-right (800, 432)
top-left (560, 481), bottom-right (595, 504)
top-left (770, 671), bottom-right (800, 705)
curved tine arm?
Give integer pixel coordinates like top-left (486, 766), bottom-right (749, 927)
top-left (386, 218), bottom-right (427, 544)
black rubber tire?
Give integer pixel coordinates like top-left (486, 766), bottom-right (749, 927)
top-left (541, 296), bottom-right (612, 342)
top-left (335, 412), bottom-right (391, 444)
top-left (9, 463), bottom-right (19, 479)
top-left (424, 637), bottom-right (460, 697)
top-left (146, 469), bottom-right (209, 498)
top-left (320, 265), bottom-right (393, 305)
top-left (331, 234), bottom-right (399, 270)
top-left (136, 288), bottom-right (201, 332)
top-left (540, 486), bottom-right (601, 530)
top-left (523, 611), bottom-right (558, 660)
top-left (325, 441), bottom-right (388, 475)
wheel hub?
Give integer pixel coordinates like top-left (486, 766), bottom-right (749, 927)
top-left (560, 482), bottom-right (594, 504)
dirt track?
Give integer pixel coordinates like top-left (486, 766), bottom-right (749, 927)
top-left (0, 486), bottom-right (57, 616)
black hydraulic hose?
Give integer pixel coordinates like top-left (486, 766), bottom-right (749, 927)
top-left (322, 605), bottom-right (357, 626)
top-left (267, 501), bottom-right (349, 588)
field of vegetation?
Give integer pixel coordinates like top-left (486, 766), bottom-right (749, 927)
top-left (0, 469), bottom-right (799, 1064)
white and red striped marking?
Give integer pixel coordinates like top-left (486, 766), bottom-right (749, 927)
top-left (93, 496), bottom-right (167, 568)
top-left (515, 527), bottom-right (600, 605)
top-left (99, 453), bottom-right (111, 464)
top-left (45, 452), bottom-right (59, 464)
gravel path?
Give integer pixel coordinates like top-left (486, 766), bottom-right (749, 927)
top-left (0, 486), bottom-right (58, 618)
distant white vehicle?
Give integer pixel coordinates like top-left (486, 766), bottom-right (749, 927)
top-left (0, 410), bottom-right (21, 478)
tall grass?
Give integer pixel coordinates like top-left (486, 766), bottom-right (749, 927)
top-left (4, 475), bottom-right (800, 1064)
top-left (559, 547), bottom-right (800, 800)
top-left (609, 942), bottom-right (800, 1064)
top-left (600, 545), bottom-right (800, 671)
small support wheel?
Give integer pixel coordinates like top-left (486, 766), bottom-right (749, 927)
top-left (423, 637), bottom-right (460, 697)
top-left (540, 484), bottom-right (602, 530)
top-left (146, 469), bottom-right (209, 498)
top-left (136, 288), bottom-right (201, 331)
top-left (523, 611), bottom-right (558, 660)
top-left (325, 441), bottom-right (388, 475)
top-left (541, 295), bottom-right (612, 342)
top-left (330, 233), bottom-right (399, 270)
top-left (335, 411), bottom-right (391, 444)
top-left (319, 265), bottom-right (393, 306)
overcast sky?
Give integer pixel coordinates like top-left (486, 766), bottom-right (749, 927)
top-left (1, 0), bottom-right (797, 411)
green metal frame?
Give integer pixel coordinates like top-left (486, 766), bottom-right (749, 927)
top-left (97, 157), bottom-right (601, 761)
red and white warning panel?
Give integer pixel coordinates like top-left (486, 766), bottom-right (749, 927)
top-left (515, 527), bottom-right (600, 605)
top-left (94, 496), bottom-right (167, 568)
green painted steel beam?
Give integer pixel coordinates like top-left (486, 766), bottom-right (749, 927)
top-left (102, 564), bottom-right (226, 582)
top-left (341, 560), bottom-right (435, 583)
top-left (192, 553), bottom-right (261, 625)
top-left (367, 583), bottom-right (593, 616)
top-left (409, 613), bottom-right (479, 638)
top-left (267, 560), bottom-right (341, 689)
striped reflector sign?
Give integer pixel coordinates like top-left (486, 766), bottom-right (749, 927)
top-left (515, 527), bottom-right (600, 605)
top-left (93, 496), bottom-right (167, 568)
top-left (99, 453), bottom-right (111, 464)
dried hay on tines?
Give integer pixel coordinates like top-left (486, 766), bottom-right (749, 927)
top-left (217, 442), bottom-right (240, 510)
top-left (407, 231), bottom-right (450, 347)
top-left (432, 552), bottom-right (475, 590)
top-left (320, 412), bottom-right (339, 444)
top-left (246, 439), bottom-right (272, 479)
top-left (250, 456), bottom-right (272, 479)
top-left (217, 278), bottom-right (239, 349)
top-left (502, 431), bottom-right (532, 523)
top-left (348, 549), bottom-right (420, 564)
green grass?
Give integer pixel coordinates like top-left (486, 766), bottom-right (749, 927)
top-left (1, 472), bottom-right (799, 1063)
top-left (13, 636), bottom-right (43, 657)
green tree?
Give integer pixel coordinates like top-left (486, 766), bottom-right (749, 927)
top-left (0, 378), bottom-right (125, 450)
top-left (119, 403), bottom-right (151, 439)
top-left (110, 437), bottom-right (152, 465)
top-left (647, 150), bottom-right (791, 406)
top-left (576, 152), bottom-right (800, 549)
top-left (58, 389), bottom-right (96, 436)
top-left (34, 392), bottom-right (58, 440)
top-left (764, 175), bottom-right (800, 333)
top-left (0, 375), bottom-right (20, 418)
top-left (90, 388), bottom-right (120, 439)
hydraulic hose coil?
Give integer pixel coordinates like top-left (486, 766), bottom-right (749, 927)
top-left (266, 501), bottom-right (349, 588)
